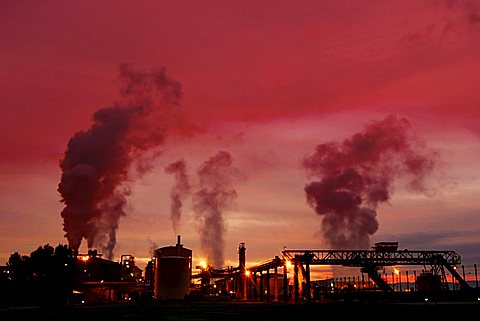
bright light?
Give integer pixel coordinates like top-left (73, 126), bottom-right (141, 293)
top-left (425, 298), bottom-right (429, 302)
top-left (199, 261), bottom-right (207, 269)
top-left (245, 270), bottom-right (251, 277)
top-left (394, 268), bottom-right (400, 275)
top-left (81, 300), bottom-right (85, 304)
top-left (330, 283), bottom-right (334, 287)
top-left (453, 266), bottom-right (457, 270)
top-left (80, 256), bottom-right (89, 262)
top-left (286, 260), bottom-right (293, 269)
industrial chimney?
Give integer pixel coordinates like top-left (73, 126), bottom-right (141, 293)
top-left (238, 243), bottom-right (246, 273)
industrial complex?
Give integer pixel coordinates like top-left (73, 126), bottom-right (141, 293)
top-left (43, 237), bottom-right (479, 304)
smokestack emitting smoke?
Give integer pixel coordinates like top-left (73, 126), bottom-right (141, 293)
top-left (193, 151), bottom-right (245, 267)
top-left (165, 159), bottom-right (191, 234)
top-left (58, 63), bottom-right (182, 259)
top-left (302, 115), bottom-right (435, 249)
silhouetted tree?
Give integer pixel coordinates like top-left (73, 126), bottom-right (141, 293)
top-left (4, 244), bottom-right (75, 306)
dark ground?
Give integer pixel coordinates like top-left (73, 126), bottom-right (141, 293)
top-left (1, 301), bottom-right (479, 321)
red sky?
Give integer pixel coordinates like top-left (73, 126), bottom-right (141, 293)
top-left (1, 0), bottom-right (480, 269)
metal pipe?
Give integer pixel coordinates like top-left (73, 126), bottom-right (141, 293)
top-left (391, 272), bottom-right (395, 291)
top-left (293, 259), bottom-right (299, 302)
top-left (259, 271), bottom-right (264, 301)
top-left (274, 266), bottom-right (279, 302)
top-left (475, 264), bottom-right (478, 288)
top-left (406, 271), bottom-right (410, 291)
top-left (266, 269), bottom-right (270, 302)
top-left (399, 271), bottom-right (402, 292)
top-left (305, 261), bottom-right (311, 302)
top-left (253, 272), bottom-right (257, 300)
top-left (414, 270), bottom-right (417, 291)
top-left (451, 271), bottom-right (455, 290)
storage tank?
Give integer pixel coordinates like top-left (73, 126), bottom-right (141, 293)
top-left (154, 235), bottom-right (192, 299)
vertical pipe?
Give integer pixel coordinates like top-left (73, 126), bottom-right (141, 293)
top-left (283, 264), bottom-right (288, 302)
top-left (293, 260), bottom-right (299, 303)
top-left (259, 271), bottom-right (264, 301)
top-left (451, 272), bottom-right (455, 291)
top-left (361, 273), bottom-right (365, 290)
top-left (274, 266), bottom-right (279, 302)
top-left (399, 271), bottom-right (402, 292)
top-left (406, 271), bottom-right (410, 292)
top-left (253, 272), bottom-right (257, 300)
top-left (391, 272), bottom-right (395, 291)
top-left (462, 265), bottom-right (466, 281)
top-left (475, 264), bottom-right (478, 288)
top-left (305, 261), bottom-right (311, 302)
top-left (414, 270), bottom-right (417, 291)
top-left (266, 269), bottom-right (270, 302)
top-left (247, 273), bottom-right (250, 299)
top-left (243, 273), bottom-right (247, 300)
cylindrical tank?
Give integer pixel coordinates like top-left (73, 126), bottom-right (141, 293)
top-left (154, 235), bottom-right (192, 299)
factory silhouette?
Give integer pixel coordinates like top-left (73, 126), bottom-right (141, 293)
top-left (2, 236), bottom-right (479, 306)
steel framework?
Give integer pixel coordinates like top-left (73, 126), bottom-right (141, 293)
top-left (281, 249), bottom-right (461, 266)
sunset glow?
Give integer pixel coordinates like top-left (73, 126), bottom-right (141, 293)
top-left (1, 1), bottom-right (479, 270)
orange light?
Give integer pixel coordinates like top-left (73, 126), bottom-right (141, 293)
top-left (79, 256), bottom-right (89, 262)
top-left (245, 270), bottom-right (251, 277)
top-left (286, 260), bottom-right (293, 269)
top-left (394, 268), bottom-right (400, 275)
top-left (199, 261), bottom-right (207, 270)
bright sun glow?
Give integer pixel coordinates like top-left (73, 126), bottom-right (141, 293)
top-left (286, 260), bottom-right (293, 269)
top-left (80, 256), bottom-right (89, 262)
top-left (394, 268), bottom-right (400, 275)
top-left (245, 270), bottom-right (250, 276)
top-left (199, 261), bottom-right (207, 269)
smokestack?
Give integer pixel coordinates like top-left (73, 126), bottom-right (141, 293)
top-left (238, 243), bottom-right (246, 272)
top-left (302, 115), bottom-right (435, 249)
top-left (193, 151), bottom-right (245, 268)
top-left (58, 63), bottom-right (182, 260)
top-left (177, 235), bottom-right (181, 246)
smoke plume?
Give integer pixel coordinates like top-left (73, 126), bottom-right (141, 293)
top-left (165, 159), bottom-right (191, 234)
top-left (193, 151), bottom-right (245, 267)
top-left (58, 63), bottom-right (182, 259)
top-left (302, 115), bottom-right (435, 249)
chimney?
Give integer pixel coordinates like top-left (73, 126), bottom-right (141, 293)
top-left (176, 235), bottom-right (182, 256)
top-left (238, 242), bottom-right (246, 272)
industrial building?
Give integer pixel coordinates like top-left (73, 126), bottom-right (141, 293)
top-left (63, 238), bottom-right (479, 304)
